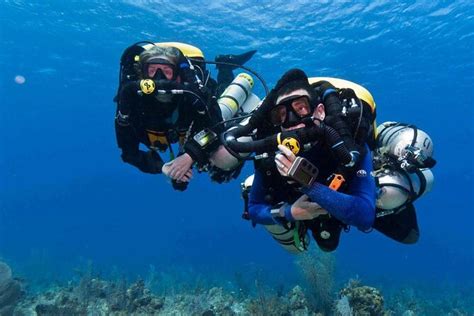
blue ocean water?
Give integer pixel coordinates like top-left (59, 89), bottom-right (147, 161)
top-left (1, 0), bottom-right (473, 307)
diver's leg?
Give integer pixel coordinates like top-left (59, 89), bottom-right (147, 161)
top-left (373, 204), bottom-right (420, 244)
top-left (215, 50), bottom-right (257, 95)
top-left (216, 68), bottom-right (234, 95)
top-left (307, 217), bottom-right (343, 252)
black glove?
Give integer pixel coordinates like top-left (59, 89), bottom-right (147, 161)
top-left (142, 150), bottom-right (164, 174)
top-left (171, 179), bottom-right (188, 191)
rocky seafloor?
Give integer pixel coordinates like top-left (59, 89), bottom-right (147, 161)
top-left (1, 260), bottom-right (472, 316)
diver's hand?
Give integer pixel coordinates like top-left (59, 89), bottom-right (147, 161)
top-left (162, 164), bottom-right (193, 182)
top-left (162, 153), bottom-right (194, 182)
top-left (285, 195), bottom-right (328, 220)
top-left (275, 144), bottom-right (297, 177)
top-left (178, 169), bottom-right (193, 182)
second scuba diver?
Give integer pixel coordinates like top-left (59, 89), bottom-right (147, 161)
top-left (245, 69), bottom-right (375, 252)
top-left (230, 69), bottom-right (435, 253)
top-left (114, 42), bottom-right (256, 190)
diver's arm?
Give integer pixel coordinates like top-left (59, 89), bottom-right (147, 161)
top-left (161, 90), bottom-right (220, 180)
top-left (248, 169), bottom-right (282, 225)
top-left (115, 121), bottom-right (164, 174)
top-left (115, 83), bottom-right (164, 174)
top-left (182, 94), bottom-right (224, 167)
top-left (280, 195), bottom-right (328, 220)
top-left (116, 81), bottom-right (140, 116)
top-left (301, 150), bottom-right (376, 230)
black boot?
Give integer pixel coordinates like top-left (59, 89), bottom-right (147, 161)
top-left (215, 50), bottom-right (257, 95)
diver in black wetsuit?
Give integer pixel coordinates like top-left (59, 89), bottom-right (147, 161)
top-left (114, 43), bottom-right (256, 190)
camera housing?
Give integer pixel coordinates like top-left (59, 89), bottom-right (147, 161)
top-left (287, 157), bottom-right (319, 186)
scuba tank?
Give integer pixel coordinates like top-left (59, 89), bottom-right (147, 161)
top-left (264, 223), bottom-right (309, 254)
top-left (241, 175), bottom-right (309, 254)
top-left (376, 122), bottom-right (435, 169)
top-left (373, 122), bottom-right (436, 213)
top-left (211, 74), bottom-right (261, 171)
top-left (375, 167), bottom-right (434, 211)
top-left (218, 73), bottom-right (254, 120)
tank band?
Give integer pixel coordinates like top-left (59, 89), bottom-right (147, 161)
top-left (220, 95), bottom-right (240, 110)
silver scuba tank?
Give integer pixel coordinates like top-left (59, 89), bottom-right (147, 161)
top-left (242, 175), bottom-right (309, 254)
top-left (374, 121), bottom-right (436, 211)
top-left (218, 73), bottom-right (254, 120)
top-left (211, 78), bottom-right (261, 171)
top-left (376, 122), bottom-right (434, 166)
top-left (375, 167), bottom-right (434, 210)
top-left (264, 223), bottom-right (309, 254)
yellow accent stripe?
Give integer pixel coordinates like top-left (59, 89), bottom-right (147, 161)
top-left (277, 133), bottom-right (282, 145)
top-left (147, 131), bottom-right (168, 147)
top-left (237, 73), bottom-right (254, 88)
top-left (219, 96), bottom-right (239, 111)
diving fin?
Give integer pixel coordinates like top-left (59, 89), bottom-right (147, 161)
top-left (215, 50), bottom-right (257, 70)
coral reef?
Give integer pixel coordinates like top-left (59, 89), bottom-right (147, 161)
top-left (246, 284), bottom-right (315, 315)
top-left (13, 276), bottom-right (322, 316)
top-left (338, 279), bottom-right (388, 316)
top-left (384, 283), bottom-right (474, 316)
top-left (0, 261), bottom-right (24, 316)
top-left (295, 247), bottom-right (335, 314)
top-left (334, 295), bottom-right (353, 316)
top-left (6, 262), bottom-right (473, 316)
top-left (15, 279), bottom-right (164, 316)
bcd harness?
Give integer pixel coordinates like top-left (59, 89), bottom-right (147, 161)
top-left (117, 41), bottom-right (222, 167)
top-left (146, 129), bottom-right (187, 160)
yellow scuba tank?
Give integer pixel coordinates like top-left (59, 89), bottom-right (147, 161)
top-left (218, 73), bottom-right (254, 120)
top-left (211, 81), bottom-right (261, 172)
top-left (211, 74), bottom-right (261, 171)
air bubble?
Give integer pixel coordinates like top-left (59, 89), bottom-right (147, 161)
top-left (14, 75), bottom-right (26, 84)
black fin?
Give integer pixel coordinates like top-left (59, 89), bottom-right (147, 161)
top-left (215, 50), bottom-right (257, 70)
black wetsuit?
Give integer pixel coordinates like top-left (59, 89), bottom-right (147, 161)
top-left (115, 79), bottom-right (222, 174)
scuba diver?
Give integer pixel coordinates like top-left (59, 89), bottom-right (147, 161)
top-left (223, 69), bottom-right (436, 253)
top-left (114, 41), bottom-right (256, 190)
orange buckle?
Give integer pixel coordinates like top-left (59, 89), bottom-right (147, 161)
top-left (328, 174), bottom-right (345, 191)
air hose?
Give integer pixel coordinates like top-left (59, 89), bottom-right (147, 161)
top-left (223, 122), bottom-right (355, 165)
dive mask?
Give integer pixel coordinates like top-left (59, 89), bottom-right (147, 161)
top-left (270, 94), bottom-right (314, 128)
top-left (145, 59), bottom-right (177, 80)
